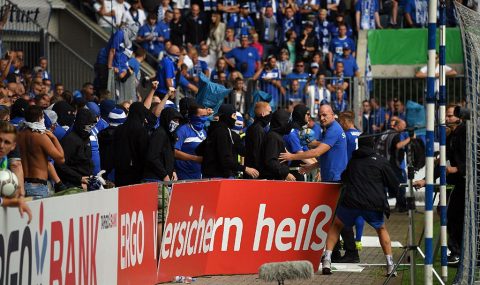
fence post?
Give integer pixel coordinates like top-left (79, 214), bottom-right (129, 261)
top-left (39, 28), bottom-right (49, 58)
top-left (353, 77), bottom-right (364, 131)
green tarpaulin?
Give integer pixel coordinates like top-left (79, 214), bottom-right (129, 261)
top-left (368, 28), bottom-right (464, 65)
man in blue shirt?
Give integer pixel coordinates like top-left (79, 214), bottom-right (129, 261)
top-left (174, 104), bottom-right (209, 180)
top-left (286, 59), bottom-right (309, 92)
top-left (224, 35), bottom-right (260, 79)
top-left (227, 3), bottom-right (255, 37)
top-left (328, 24), bottom-right (356, 70)
top-left (334, 47), bottom-right (359, 78)
top-left (404, 0), bottom-right (428, 28)
top-left (279, 104), bottom-right (347, 183)
top-left (137, 13), bottom-right (165, 59)
top-left (253, 55), bottom-right (285, 108)
top-left (156, 45), bottom-right (180, 96)
top-left (369, 97), bottom-right (387, 133)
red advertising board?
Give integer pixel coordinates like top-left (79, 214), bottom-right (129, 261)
top-left (157, 180), bottom-right (341, 283)
top-left (118, 183), bottom-right (158, 285)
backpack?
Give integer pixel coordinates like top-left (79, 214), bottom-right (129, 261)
top-left (410, 138), bottom-right (426, 171)
top-left (374, 130), bottom-right (397, 162)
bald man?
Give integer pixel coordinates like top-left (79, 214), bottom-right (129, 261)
top-left (156, 45), bottom-right (181, 97)
top-left (279, 104), bottom-right (348, 182)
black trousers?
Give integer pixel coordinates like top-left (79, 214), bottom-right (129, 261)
top-left (334, 227), bottom-right (356, 254)
top-left (447, 179), bottom-right (465, 256)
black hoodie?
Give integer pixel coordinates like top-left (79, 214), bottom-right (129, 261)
top-left (55, 109), bottom-right (96, 187)
top-left (261, 110), bottom-right (292, 180)
top-left (143, 108), bottom-right (181, 181)
top-left (244, 116), bottom-right (270, 176)
top-left (113, 102), bottom-right (150, 186)
top-left (340, 145), bottom-right (400, 217)
top-left (196, 120), bottom-right (246, 178)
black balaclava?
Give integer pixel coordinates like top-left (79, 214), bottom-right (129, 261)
top-left (73, 108), bottom-right (96, 139)
top-left (291, 104), bottom-right (309, 130)
top-left (52, 101), bottom-right (76, 127)
top-left (270, 109), bottom-right (293, 136)
top-left (218, 104), bottom-right (236, 129)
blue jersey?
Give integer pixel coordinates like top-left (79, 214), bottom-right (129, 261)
top-left (106, 29), bottom-right (130, 71)
top-left (345, 128), bottom-right (361, 161)
top-left (334, 55), bottom-right (359, 77)
top-left (225, 47), bottom-right (260, 78)
top-left (90, 118), bottom-right (109, 175)
top-left (286, 72), bottom-right (309, 91)
top-left (174, 124), bottom-right (206, 180)
top-left (314, 19), bottom-right (331, 53)
top-left (370, 107), bottom-right (386, 132)
top-left (284, 129), bottom-right (305, 154)
top-left (210, 69), bottom-right (230, 81)
top-left (138, 23), bottom-right (164, 56)
top-left (312, 122), bottom-right (322, 141)
top-left (96, 47), bottom-right (108, 65)
top-left (329, 36), bottom-right (356, 61)
top-left (328, 23), bottom-right (354, 38)
top-left (189, 60), bottom-right (209, 78)
top-left (333, 99), bottom-right (348, 113)
top-left (159, 20), bottom-right (171, 41)
top-left (404, 0), bottom-right (428, 27)
top-left (156, 56), bottom-right (176, 95)
top-left (319, 120), bottom-right (347, 182)
top-left (227, 15), bottom-right (255, 37)
top-left (127, 57), bottom-right (141, 81)
top-left (259, 68), bottom-right (282, 105)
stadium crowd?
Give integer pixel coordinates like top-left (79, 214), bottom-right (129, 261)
top-left (0, 0), bottom-right (471, 276)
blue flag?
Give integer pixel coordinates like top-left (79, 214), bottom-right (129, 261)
top-left (248, 90), bottom-right (273, 119)
top-left (196, 73), bottom-right (232, 114)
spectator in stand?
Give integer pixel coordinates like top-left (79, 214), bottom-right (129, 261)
top-left (94, 0), bottom-right (117, 34)
top-left (245, 101), bottom-right (272, 178)
top-left (253, 55), bottom-right (285, 109)
top-left (312, 52), bottom-right (331, 76)
top-left (277, 48), bottom-right (293, 79)
top-left (188, 48), bottom-right (210, 84)
top-left (415, 52), bottom-right (457, 94)
top-left (98, 106), bottom-right (127, 182)
top-left (224, 35), bottom-right (260, 79)
top-left (217, 0), bottom-right (240, 23)
top-left (355, 0), bottom-right (382, 31)
top-left (328, 61), bottom-right (349, 95)
top-left (156, 45), bottom-right (180, 97)
top-left (258, 6), bottom-right (279, 59)
top-left (55, 109), bottom-right (96, 189)
top-left (137, 13), bottom-right (166, 60)
top-left (333, 88), bottom-right (348, 113)
top-left (228, 3), bottom-right (255, 37)
top-left (261, 109), bottom-right (296, 181)
top-left (124, 0), bottom-right (146, 34)
top-left (328, 23), bottom-right (355, 70)
top-left (38, 57), bottom-right (51, 81)
top-left (174, 103), bottom-right (210, 180)
top-left (207, 11), bottom-right (226, 58)
top-left (280, 6), bottom-right (299, 43)
top-left (315, 9), bottom-right (331, 57)
top-left (55, 84), bottom-right (65, 98)
top-left (229, 77), bottom-right (246, 113)
top-left (199, 43), bottom-right (217, 71)
top-left (17, 105), bottom-right (65, 198)
top-left (361, 99), bottom-right (372, 133)
top-left (386, 98), bottom-right (406, 125)
top-left (306, 73), bottom-right (331, 117)
top-left (298, 22), bottom-right (318, 62)
top-left (222, 27), bottom-right (240, 54)
top-left (170, 8), bottom-right (185, 48)
top-left (286, 59), bottom-right (310, 92)
top-left (185, 4), bottom-right (208, 47)
top-left (157, 0), bottom-right (172, 23)
top-left (197, 104), bottom-right (259, 179)
top-left (143, 107), bottom-right (181, 183)
top-left (127, 48), bottom-right (146, 86)
top-left (106, 25), bottom-right (135, 82)
top-left (335, 46), bottom-right (359, 78)
top-left (251, 33), bottom-right (264, 59)
top-left (328, 12), bottom-right (353, 38)
top-left (160, 10), bottom-right (173, 43)
top-left (404, 0), bottom-right (428, 28)
top-left (80, 82), bottom-right (97, 102)
top-left (211, 58), bottom-right (230, 81)
top-left (113, 102), bottom-right (149, 186)
top-left (369, 97), bottom-right (386, 133)
top-left (287, 79), bottom-right (305, 104)
top-left (0, 121), bottom-right (32, 222)
top-left (86, 102), bottom-right (107, 176)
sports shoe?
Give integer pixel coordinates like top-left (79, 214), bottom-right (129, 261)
top-left (447, 254), bottom-right (460, 266)
top-left (386, 265), bottom-right (397, 277)
top-left (321, 256), bottom-right (332, 275)
top-left (355, 241), bottom-right (363, 251)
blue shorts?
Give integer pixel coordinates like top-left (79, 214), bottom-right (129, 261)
top-left (336, 206), bottom-right (385, 230)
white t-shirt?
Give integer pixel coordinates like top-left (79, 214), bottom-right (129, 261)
top-left (94, 0), bottom-right (131, 28)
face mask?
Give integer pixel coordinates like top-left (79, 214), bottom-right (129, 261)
top-left (23, 118), bottom-right (47, 133)
top-left (256, 113), bottom-right (272, 127)
top-left (169, 120), bottom-right (180, 133)
top-left (84, 124), bottom-right (95, 134)
top-left (189, 115), bottom-right (208, 131)
top-left (167, 52), bottom-right (179, 64)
